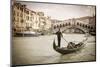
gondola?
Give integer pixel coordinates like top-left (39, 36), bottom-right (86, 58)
top-left (53, 38), bottom-right (87, 54)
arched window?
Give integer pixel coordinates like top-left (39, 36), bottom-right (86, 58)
top-left (54, 26), bottom-right (56, 29)
top-left (63, 24), bottom-right (65, 27)
top-left (57, 25), bottom-right (59, 28)
top-left (79, 23), bottom-right (81, 26)
top-left (60, 24), bottom-right (62, 27)
top-left (88, 26), bottom-right (90, 29)
top-left (85, 25), bottom-right (88, 28)
top-left (91, 26), bottom-right (93, 29)
top-left (69, 23), bottom-right (70, 25)
top-left (77, 22), bottom-right (79, 25)
top-left (82, 24), bottom-right (84, 27)
top-left (84, 24), bottom-right (85, 28)
top-left (66, 23), bottom-right (67, 26)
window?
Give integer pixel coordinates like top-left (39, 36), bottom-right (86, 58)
top-left (17, 18), bottom-right (19, 22)
top-left (20, 13), bottom-right (23, 17)
top-left (30, 17), bottom-right (32, 21)
top-left (20, 7), bottom-right (23, 11)
top-left (28, 16), bottom-right (29, 20)
top-left (13, 10), bottom-right (15, 15)
top-left (21, 19), bottom-right (24, 23)
top-left (16, 5), bottom-right (19, 9)
top-left (26, 16), bottom-right (29, 20)
top-left (13, 17), bottom-right (15, 22)
top-left (26, 10), bottom-right (29, 14)
top-left (17, 12), bottom-right (19, 16)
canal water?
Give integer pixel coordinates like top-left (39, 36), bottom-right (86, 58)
top-left (12, 34), bottom-right (96, 65)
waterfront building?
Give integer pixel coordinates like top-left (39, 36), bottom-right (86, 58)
top-left (12, 2), bottom-right (51, 34)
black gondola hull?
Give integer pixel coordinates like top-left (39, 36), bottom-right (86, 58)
top-left (53, 40), bottom-right (85, 54)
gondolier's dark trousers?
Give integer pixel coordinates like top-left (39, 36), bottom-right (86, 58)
top-left (57, 36), bottom-right (61, 47)
top-left (56, 31), bottom-right (62, 47)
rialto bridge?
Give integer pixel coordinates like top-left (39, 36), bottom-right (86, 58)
top-left (52, 19), bottom-right (96, 34)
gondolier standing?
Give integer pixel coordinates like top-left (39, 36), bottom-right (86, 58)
top-left (55, 28), bottom-right (63, 47)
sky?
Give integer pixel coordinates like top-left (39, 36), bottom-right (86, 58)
top-left (17, 1), bottom-right (96, 20)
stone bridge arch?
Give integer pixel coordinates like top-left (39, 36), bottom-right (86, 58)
top-left (61, 26), bottom-right (89, 34)
top-left (53, 25), bottom-right (89, 34)
top-left (53, 20), bottom-right (94, 34)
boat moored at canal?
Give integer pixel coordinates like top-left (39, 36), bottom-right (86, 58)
top-left (14, 31), bottom-right (41, 37)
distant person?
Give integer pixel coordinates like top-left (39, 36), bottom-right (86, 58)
top-left (67, 42), bottom-right (75, 49)
top-left (55, 28), bottom-right (63, 47)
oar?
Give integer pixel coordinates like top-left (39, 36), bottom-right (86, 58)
top-left (62, 37), bottom-right (68, 43)
top-left (82, 37), bottom-right (88, 43)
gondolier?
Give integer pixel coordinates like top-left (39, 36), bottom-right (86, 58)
top-left (53, 29), bottom-right (87, 54)
top-left (55, 28), bottom-right (63, 47)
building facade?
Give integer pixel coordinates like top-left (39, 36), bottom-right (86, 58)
top-left (12, 2), bottom-right (51, 33)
